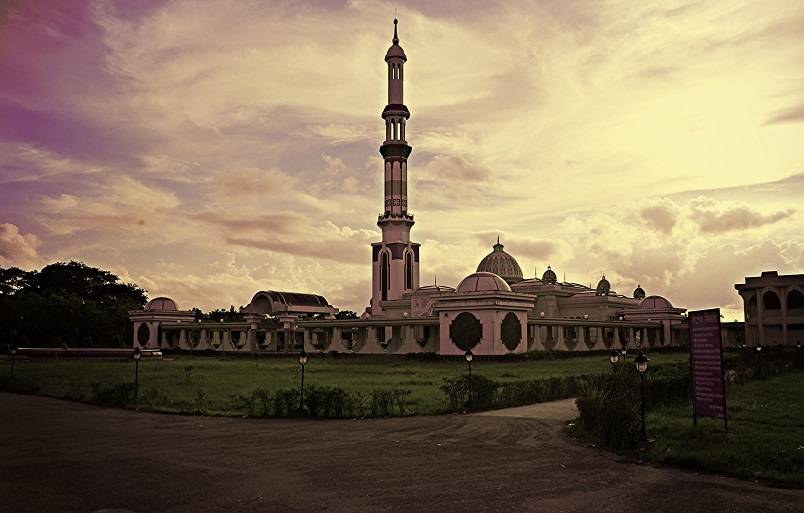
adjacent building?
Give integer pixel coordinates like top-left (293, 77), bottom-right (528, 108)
top-left (736, 271), bottom-right (804, 347)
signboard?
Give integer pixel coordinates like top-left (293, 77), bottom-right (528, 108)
top-left (689, 308), bottom-right (727, 430)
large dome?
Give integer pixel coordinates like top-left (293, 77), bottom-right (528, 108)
top-left (456, 272), bottom-right (512, 293)
top-left (476, 239), bottom-right (523, 284)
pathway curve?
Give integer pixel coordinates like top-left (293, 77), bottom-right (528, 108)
top-left (2, 392), bottom-right (802, 513)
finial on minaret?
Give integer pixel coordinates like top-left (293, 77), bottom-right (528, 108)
top-left (497, 235), bottom-right (500, 245)
top-left (393, 17), bottom-right (399, 44)
top-left (434, 274), bottom-right (437, 286)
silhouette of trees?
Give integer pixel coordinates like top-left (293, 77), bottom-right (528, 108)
top-left (0, 261), bottom-right (147, 349)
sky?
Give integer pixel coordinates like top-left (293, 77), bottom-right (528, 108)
top-left (1, 0), bottom-right (802, 320)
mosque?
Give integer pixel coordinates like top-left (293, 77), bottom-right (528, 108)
top-left (130, 19), bottom-right (691, 356)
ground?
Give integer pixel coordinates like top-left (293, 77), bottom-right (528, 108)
top-left (2, 392), bottom-right (803, 513)
top-left (0, 352), bottom-right (690, 415)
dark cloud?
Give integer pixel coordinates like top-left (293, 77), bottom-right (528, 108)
top-left (639, 200), bottom-right (677, 234)
top-left (764, 103), bottom-right (804, 125)
top-left (689, 198), bottom-right (795, 233)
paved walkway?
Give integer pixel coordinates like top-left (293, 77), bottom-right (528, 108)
top-left (2, 392), bottom-right (802, 513)
top-left (474, 397), bottom-right (578, 421)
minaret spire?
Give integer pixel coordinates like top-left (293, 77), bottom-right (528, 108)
top-left (371, 18), bottom-right (418, 315)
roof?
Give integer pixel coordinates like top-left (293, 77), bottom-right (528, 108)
top-left (476, 239), bottom-right (523, 284)
top-left (456, 272), bottom-right (512, 293)
top-left (146, 297), bottom-right (178, 311)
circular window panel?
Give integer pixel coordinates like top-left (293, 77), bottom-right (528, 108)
top-left (501, 312), bottom-right (521, 351)
top-left (450, 312), bottom-right (482, 351)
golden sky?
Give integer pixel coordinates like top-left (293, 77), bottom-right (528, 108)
top-left (1, 0), bottom-right (803, 320)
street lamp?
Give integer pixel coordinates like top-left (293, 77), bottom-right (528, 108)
top-left (464, 349), bottom-right (474, 409)
top-left (9, 347), bottom-right (17, 380)
top-left (635, 351), bottom-right (650, 440)
top-left (608, 348), bottom-right (619, 373)
top-left (133, 347), bottom-right (141, 399)
top-left (298, 350), bottom-right (308, 414)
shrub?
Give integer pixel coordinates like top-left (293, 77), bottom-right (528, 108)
top-left (90, 381), bottom-right (135, 407)
top-left (440, 374), bottom-right (496, 410)
top-left (576, 380), bottom-right (641, 449)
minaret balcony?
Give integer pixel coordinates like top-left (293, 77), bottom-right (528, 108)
top-left (379, 143), bottom-right (412, 158)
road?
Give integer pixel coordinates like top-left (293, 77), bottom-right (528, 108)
top-left (1, 393), bottom-right (802, 513)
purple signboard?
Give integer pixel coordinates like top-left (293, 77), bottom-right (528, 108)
top-left (689, 308), bottom-right (727, 424)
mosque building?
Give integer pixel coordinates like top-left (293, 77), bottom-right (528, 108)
top-left (130, 19), bottom-right (691, 356)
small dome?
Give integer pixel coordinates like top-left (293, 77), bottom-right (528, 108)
top-left (146, 297), bottom-right (178, 311)
top-left (476, 239), bottom-right (523, 284)
top-left (633, 284), bottom-right (646, 300)
top-left (640, 295), bottom-right (673, 310)
top-left (456, 272), bottom-right (512, 293)
top-left (542, 265), bottom-right (557, 284)
top-left (596, 275), bottom-right (611, 296)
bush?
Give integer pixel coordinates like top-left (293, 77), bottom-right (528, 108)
top-left (89, 381), bottom-right (135, 407)
top-left (235, 385), bottom-right (410, 418)
top-left (576, 380), bottom-right (642, 449)
top-left (440, 374), bottom-right (496, 410)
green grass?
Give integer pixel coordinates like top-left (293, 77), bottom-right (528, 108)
top-left (643, 371), bottom-right (804, 488)
top-left (0, 352), bottom-right (690, 415)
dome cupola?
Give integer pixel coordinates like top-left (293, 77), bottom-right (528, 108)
top-left (456, 272), bottom-right (512, 293)
top-left (633, 284), bottom-right (646, 300)
top-left (596, 275), bottom-right (611, 296)
top-left (476, 237), bottom-right (523, 285)
top-left (542, 265), bottom-right (557, 284)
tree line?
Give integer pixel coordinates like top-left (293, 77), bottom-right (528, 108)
top-left (1, 261), bottom-right (359, 350)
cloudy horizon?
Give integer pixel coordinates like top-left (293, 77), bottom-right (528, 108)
top-left (1, 0), bottom-right (803, 320)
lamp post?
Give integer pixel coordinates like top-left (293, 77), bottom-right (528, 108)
top-left (465, 349), bottom-right (474, 409)
top-left (133, 347), bottom-right (141, 399)
top-left (796, 341), bottom-right (801, 368)
top-left (609, 348), bottom-right (619, 374)
top-left (635, 351), bottom-right (650, 440)
top-left (9, 347), bottom-right (17, 380)
top-left (298, 350), bottom-right (308, 414)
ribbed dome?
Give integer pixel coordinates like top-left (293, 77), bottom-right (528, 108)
top-left (633, 284), bottom-right (646, 300)
top-left (146, 297), bottom-right (178, 311)
top-left (542, 266), bottom-right (557, 284)
top-left (456, 272), bottom-right (512, 293)
top-left (596, 275), bottom-right (611, 296)
top-left (477, 239), bottom-right (523, 285)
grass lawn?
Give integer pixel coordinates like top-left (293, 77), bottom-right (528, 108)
top-left (0, 351), bottom-right (690, 415)
top-left (643, 371), bottom-right (804, 488)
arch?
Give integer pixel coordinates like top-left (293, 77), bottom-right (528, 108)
top-left (501, 313), bottom-right (521, 350)
top-left (136, 323), bottom-right (150, 346)
top-left (404, 251), bottom-right (413, 290)
top-left (380, 250), bottom-right (390, 301)
top-left (450, 312), bottom-right (482, 351)
top-left (763, 290), bottom-right (781, 310)
top-left (746, 294), bottom-right (758, 320)
top-left (787, 289), bottom-right (804, 310)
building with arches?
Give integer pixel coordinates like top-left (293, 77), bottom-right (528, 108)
top-left (736, 271), bottom-right (804, 347)
top-left (129, 18), bottom-right (695, 356)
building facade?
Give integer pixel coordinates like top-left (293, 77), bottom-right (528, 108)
top-left (130, 19), bottom-right (692, 356)
top-left (736, 271), bottom-right (804, 347)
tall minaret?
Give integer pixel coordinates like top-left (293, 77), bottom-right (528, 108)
top-left (371, 18), bottom-right (420, 316)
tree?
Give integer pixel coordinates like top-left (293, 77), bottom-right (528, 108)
top-left (0, 261), bottom-right (147, 348)
top-left (192, 305), bottom-right (245, 323)
top-left (335, 310), bottom-right (359, 320)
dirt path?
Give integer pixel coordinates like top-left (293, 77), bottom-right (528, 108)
top-left (2, 392), bottom-right (802, 513)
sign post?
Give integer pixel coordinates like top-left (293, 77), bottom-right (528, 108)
top-left (688, 308), bottom-right (727, 432)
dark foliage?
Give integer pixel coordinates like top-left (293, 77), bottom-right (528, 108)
top-left (236, 385), bottom-right (410, 418)
top-left (0, 261), bottom-right (147, 348)
top-left (334, 310), bottom-right (359, 320)
top-left (191, 305), bottom-right (245, 323)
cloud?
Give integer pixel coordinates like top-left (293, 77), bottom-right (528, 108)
top-left (764, 103), bottom-right (804, 125)
top-left (0, 223), bottom-right (42, 269)
top-left (688, 197), bottom-right (795, 233)
top-left (639, 199), bottom-right (678, 234)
